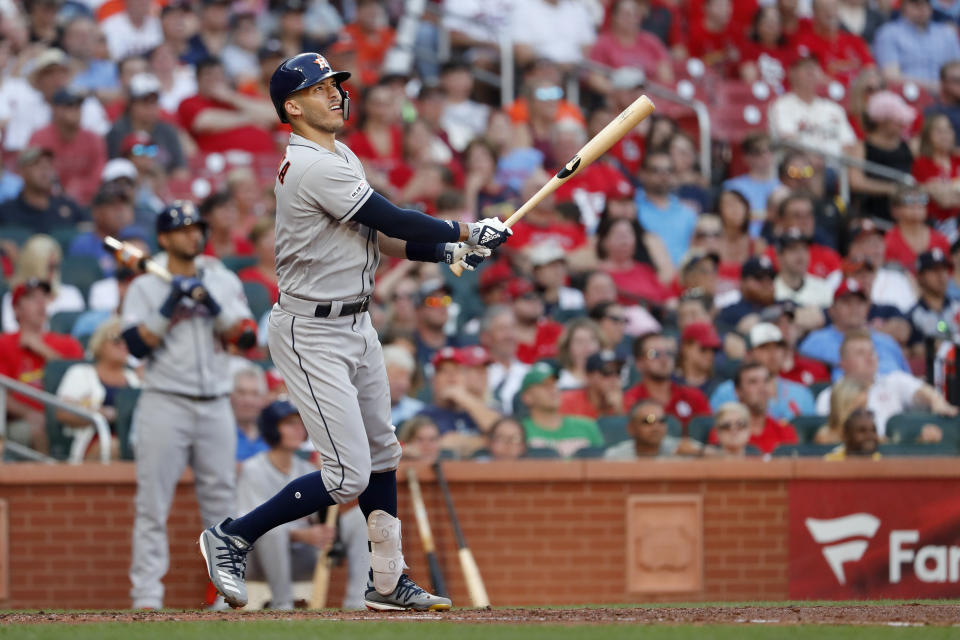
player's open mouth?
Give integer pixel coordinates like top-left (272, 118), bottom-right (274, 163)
top-left (330, 104), bottom-right (341, 111)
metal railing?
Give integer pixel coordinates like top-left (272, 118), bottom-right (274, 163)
top-left (0, 373), bottom-right (112, 464)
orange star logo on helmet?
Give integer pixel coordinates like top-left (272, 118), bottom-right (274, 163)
top-left (313, 54), bottom-right (330, 71)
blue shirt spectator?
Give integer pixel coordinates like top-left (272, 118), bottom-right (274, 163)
top-left (709, 378), bottom-right (814, 420)
top-left (0, 171), bottom-right (23, 204)
top-left (799, 327), bottom-right (909, 376)
top-left (722, 133), bottom-right (780, 229)
top-left (237, 429), bottom-right (269, 461)
top-left (635, 191), bottom-right (697, 267)
top-left (68, 186), bottom-right (140, 277)
top-left (874, 1), bottom-right (960, 84)
top-left (73, 60), bottom-right (120, 94)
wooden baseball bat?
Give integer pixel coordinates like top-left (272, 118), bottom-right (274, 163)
top-left (433, 462), bottom-right (490, 609)
top-left (406, 466), bottom-right (448, 597)
top-left (450, 94), bottom-right (656, 276)
top-left (104, 236), bottom-right (207, 300)
top-left (309, 503), bottom-right (339, 609)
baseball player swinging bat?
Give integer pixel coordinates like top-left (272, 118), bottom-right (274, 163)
top-left (406, 467), bottom-right (448, 597)
top-left (449, 94), bottom-right (656, 277)
top-left (433, 462), bottom-right (490, 609)
top-left (309, 504), bottom-right (340, 609)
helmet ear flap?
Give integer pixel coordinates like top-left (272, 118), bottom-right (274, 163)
top-left (339, 86), bottom-right (350, 121)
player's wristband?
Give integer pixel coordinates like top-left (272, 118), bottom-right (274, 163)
top-left (405, 242), bottom-right (446, 263)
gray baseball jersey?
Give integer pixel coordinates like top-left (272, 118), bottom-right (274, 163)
top-left (274, 133), bottom-right (378, 302)
top-left (122, 254), bottom-right (254, 397)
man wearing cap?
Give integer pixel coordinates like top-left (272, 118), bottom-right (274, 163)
top-left (675, 322), bottom-right (721, 396)
top-left (520, 362), bottom-right (604, 457)
top-left (874, 0), bottom-right (960, 89)
top-left (67, 184), bottom-right (135, 276)
top-left (710, 322), bottom-right (815, 419)
top-left (624, 332), bottom-right (711, 426)
top-left (763, 302), bottom-right (831, 386)
top-left (0, 147), bottom-right (86, 232)
top-left (846, 217), bottom-right (916, 313)
top-left (106, 73), bottom-right (186, 174)
top-left (560, 351), bottom-right (626, 420)
top-left (815, 329), bottom-right (957, 437)
top-left (708, 362), bottom-right (798, 454)
top-left (885, 186), bottom-right (951, 274)
top-left (507, 277), bottom-right (566, 365)
top-left (412, 279), bottom-right (460, 371)
top-left (799, 277), bottom-right (910, 376)
top-left (717, 255), bottom-right (777, 329)
top-left (528, 242), bottom-right (585, 319)
top-left (27, 86), bottom-right (106, 206)
top-left (908, 248), bottom-right (960, 343)
top-left (769, 49), bottom-right (857, 156)
top-left (0, 279), bottom-right (84, 454)
top-left (773, 227), bottom-right (833, 309)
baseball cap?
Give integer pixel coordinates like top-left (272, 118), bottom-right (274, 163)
top-left (741, 255), bottom-right (777, 279)
top-left (29, 48), bottom-right (68, 76)
top-left (520, 361), bottom-right (557, 394)
top-left (417, 278), bottom-right (453, 305)
top-left (776, 227), bottom-right (812, 249)
top-left (478, 259), bottom-right (513, 292)
top-left (17, 146), bottom-right (53, 168)
top-left (787, 45), bottom-right (819, 69)
top-left (833, 277), bottom-right (868, 302)
top-left (129, 73), bottom-right (162, 99)
top-left (586, 350), bottom-right (624, 373)
top-left (12, 278), bottom-right (52, 306)
top-left (917, 248), bottom-right (952, 273)
top-left (759, 300), bottom-right (797, 323)
top-left (505, 277), bottom-right (537, 301)
top-left (749, 322), bottom-right (785, 349)
top-left (51, 86), bottom-right (85, 106)
top-left (606, 178), bottom-right (635, 200)
top-left (258, 39), bottom-right (284, 61)
top-left (527, 242), bottom-right (565, 268)
top-left (680, 249), bottom-right (720, 274)
top-left (849, 217), bottom-right (885, 241)
top-left (91, 182), bottom-right (131, 207)
top-left (101, 158), bottom-right (138, 182)
top-left (459, 345), bottom-right (492, 367)
top-left (431, 346), bottom-right (468, 368)
top-left (681, 322), bottom-right (721, 349)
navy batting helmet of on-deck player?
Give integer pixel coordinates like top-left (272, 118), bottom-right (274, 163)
top-left (269, 52), bottom-right (351, 124)
top-left (155, 200), bottom-right (208, 237)
top-left (257, 399), bottom-right (300, 447)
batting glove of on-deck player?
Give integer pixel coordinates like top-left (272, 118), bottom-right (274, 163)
top-left (441, 242), bottom-right (491, 271)
top-left (465, 217), bottom-right (512, 250)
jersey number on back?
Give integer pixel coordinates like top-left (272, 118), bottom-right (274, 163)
top-left (277, 159), bottom-right (291, 185)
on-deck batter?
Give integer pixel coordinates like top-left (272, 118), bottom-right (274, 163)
top-left (198, 52), bottom-right (512, 611)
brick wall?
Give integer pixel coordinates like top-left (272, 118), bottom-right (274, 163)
top-left (0, 459), bottom-right (954, 608)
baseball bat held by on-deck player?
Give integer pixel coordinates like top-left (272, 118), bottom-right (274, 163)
top-left (104, 235), bottom-right (207, 300)
top-left (449, 94), bottom-right (655, 277)
top-left (406, 466), bottom-right (448, 597)
top-left (309, 503), bottom-right (339, 609)
top-left (433, 461), bottom-right (490, 609)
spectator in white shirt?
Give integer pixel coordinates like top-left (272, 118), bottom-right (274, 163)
top-left (439, 60), bottom-right (490, 152)
top-left (774, 227), bottom-right (835, 309)
top-left (510, 0), bottom-right (598, 68)
top-left (101, 0), bottom-right (164, 61)
top-left (815, 329), bottom-right (957, 437)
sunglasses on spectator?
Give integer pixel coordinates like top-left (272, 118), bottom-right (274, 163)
top-left (786, 165), bottom-right (815, 179)
top-left (635, 413), bottom-right (666, 425)
top-left (694, 230), bottom-right (722, 240)
top-left (646, 165), bottom-right (673, 174)
top-left (895, 193), bottom-right (929, 206)
top-left (748, 147), bottom-right (771, 156)
top-left (598, 367), bottom-right (621, 377)
top-left (645, 348), bottom-right (677, 360)
top-left (533, 86), bottom-right (563, 101)
top-left (423, 295), bottom-right (452, 308)
top-left (107, 333), bottom-right (125, 345)
top-left (716, 418), bottom-right (748, 432)
top-left (604, 314), bottom-right (627, 324)
top-left (131, 144), bottom-right (158, 157)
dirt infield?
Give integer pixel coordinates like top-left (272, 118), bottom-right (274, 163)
top-left (2, 604), bottom-right (959, 626)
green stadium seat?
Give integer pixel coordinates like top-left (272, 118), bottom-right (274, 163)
top-left (524, 447), bottom-right (560, 459)
top-left (49, 310), bottom-right (84, 336)
top-left (49, 227), bottom-right (79, 253)
top-left (242, 280), bottom-right (273, 320)
top-left (886, 413), bottom-right (960, 449)
top-left (60, 255), bottom-right (103, 300)
top-left (42, 359), bottom-right (88, 461)
top-left (438, 448), bottom-right (458, 461)
top-left (687, 415), bottom-right (714, 443)
top-left (222, 255), bottom-right (257, 273)
top-left (665, 415), bottom-right (682, 438)
top-left (878, 443), bottom-right (956, 457)
top-left (114, 387), bottom-right (142, 460)
top-left (573, 445), bottom-right (607, 459)
top-left (0, 225), bottom-right (34, 247)
top-left (809, 381), bottom-right (831, 399)
top-left (771, 443), bottom-right (836, 457)
top-left (470, 448), bottom-right (492, 460)
top-left (597, 415), bottom-right (628, 446)
top-left (790, 415), bottom-right (826, 444)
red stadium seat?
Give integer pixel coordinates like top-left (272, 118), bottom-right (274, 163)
top-left (710, 79), bottom-right (774, 143)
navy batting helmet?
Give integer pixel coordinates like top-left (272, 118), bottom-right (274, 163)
top-left (155, 200), bottom-right (208, 237)
top-left (269, 52), bottom-right (351, 124)
top-left (257, 399), bottom-right (300, 447)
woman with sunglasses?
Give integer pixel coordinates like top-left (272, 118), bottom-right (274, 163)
top-left (55, 315), bottom-right (140, 461)
top-left (712, 402), bottom-right (753, 457)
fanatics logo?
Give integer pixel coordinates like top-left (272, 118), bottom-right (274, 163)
top-left (805, 513), bottom-right (880, 584)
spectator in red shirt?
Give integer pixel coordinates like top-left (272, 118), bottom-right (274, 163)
top-left (764, 193), bottom-right (842, 284)
top-left (739, 6), bottom-right (791, 88)
top-left (624, 332), bottom-right (711, 425)
top-left (912, 113), bottom-right (960, 227)
top-left (343, 0), bottom-right (396, 88)
top-left (675, 321), bottom-right (721, 396)
top-left (176, 57), bottom-right (276, 155)
top-left (678, 0), bottom-right (745, 76)
top-left (200, 191), bottom-right (254, 259)
top-left (885, 186), bottom-right (950, 275)
top-left (510, 170), bottom-right (589, 253)
top-left (0, 279), bottom-right (84, 453)
top-left (791, 0), bottom-right (874, 85)
top-left (28, 87), bottom-right (106, 206)
top-left (709, 361), bottom-right (798, 453)
top-left (347, 82), bottom-right (405, 190)
top-left (237, 217), bottom-right (278, 304)
top-left (596, 216), bottom-right (674, 307)
top-left (764, 301), bottom-right (831, 385)
top-left (507, 278), bottom-right (565, 365)
top-left (588, 0), bottom-right (674, 89)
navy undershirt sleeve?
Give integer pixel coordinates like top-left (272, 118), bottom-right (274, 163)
top-left (352, 192), bottom-right (460, 243)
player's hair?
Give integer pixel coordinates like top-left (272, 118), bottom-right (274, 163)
top-left (734, 360), bottom-right (768, 389)
top-left (840, 329), bottom-right (873, 359)
top-left (13, 234), bottom-right (63, 296)
top-left (233, 364), bottom-right (266, 396)
top-left (87, 315), bottom-right (124, 360)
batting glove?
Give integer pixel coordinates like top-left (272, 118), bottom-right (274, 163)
top-left (441, 243), bottom-right (491, 271)
top-left (465, 218), bottom-right (512, 250)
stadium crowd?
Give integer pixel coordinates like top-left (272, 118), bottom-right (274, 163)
top-left (1, 0), bottom-right (960, 470)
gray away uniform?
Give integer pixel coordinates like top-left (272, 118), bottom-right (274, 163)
top-left (124, 254), bottom-right (253, 609)
top-left (268, 133), bottom-right (401, 504)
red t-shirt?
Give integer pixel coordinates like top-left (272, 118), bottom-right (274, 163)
top-left (609, 131), bottom-right (645, 177)
top-left (177, 95), bottom-right (276, 154)
top-left (686, 22), bottom-right (745, 76)
top-left (780, 355), bottom-right (831, 386)
top-left (238, 266), bottom-right (279, 304)
top-left (708, 416), bottom-right (798, 453)
top-left (560, 388), bottom-right (624, 420)
top-left (589, 30), bottom-right (671, 78)
top-left (884, 225), bottom-right (951, 274)
top-left (623, 381), bottom-right (711, 425)
top-left (28, 126), bottom-right (106, 206)
top-left (790, 28), bottom-right (874, 86)
top-left (605, 262), bottom-right (674, 306)
top-left (515, 320), bottom-right (564, 365)
top-left (509, 219), bottom-right (588, 252)
top-left (346, 126), bottom-right (405, 177)
top-left (763, 243), bottom-right (842, 280)
top-left (911, 155), bottom-right (960, 223)
top-left (554, 163), bottom-right (629, 204)
top-left (0, 332), bottom-right (84, 409)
